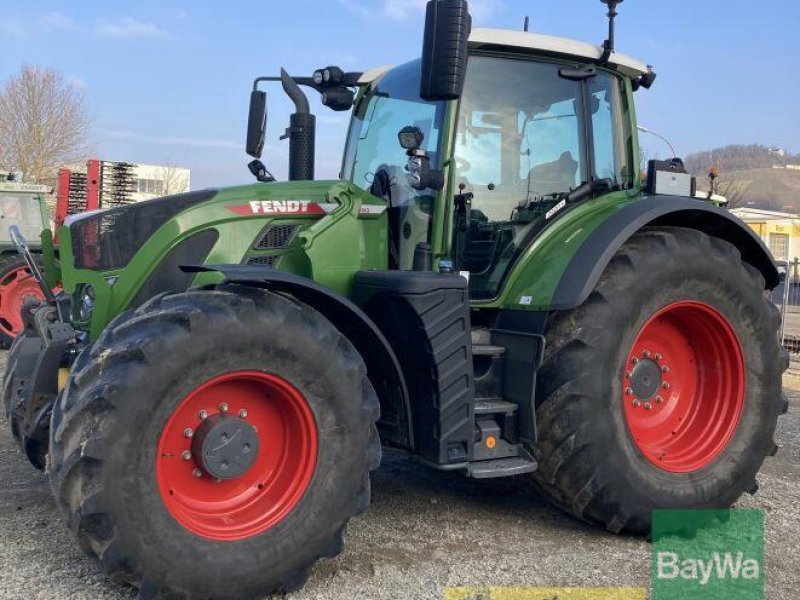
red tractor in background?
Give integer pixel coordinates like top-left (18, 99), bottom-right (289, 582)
top-left (0, 159), bottom-right (139, 346)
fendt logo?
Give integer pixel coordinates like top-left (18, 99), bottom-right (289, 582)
top-left (226, 200), bottom-right (329, 216)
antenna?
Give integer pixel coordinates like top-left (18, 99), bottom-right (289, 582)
top-left (637, 125), bottom-right (676, 159)
top-left (523, 16), bottom-right (530, 32)
top-left (598, 0), bottom-right (624, 64)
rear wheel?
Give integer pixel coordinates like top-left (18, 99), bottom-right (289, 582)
top-left (0, 255), bottom-right (48, 348)
top-left (49, 285), bottom-right (381, 599)
top-left (531, 227), bottom-right (787, 533)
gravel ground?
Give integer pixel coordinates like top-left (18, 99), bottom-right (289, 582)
top-left (1, 350), bottom-right (798, 600)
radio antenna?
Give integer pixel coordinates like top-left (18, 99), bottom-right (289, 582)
top-left (598, 0), bottom-right (624, 64)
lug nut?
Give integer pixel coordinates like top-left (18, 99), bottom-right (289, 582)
top-left (632, 399), bottom-right (641, 408)
top-left (213, 478), bottom-right (222, 484)
top-left (662, 382), bottom-right (670, 389)
top-left (625, 387), bottom-right (633, 395)
top-left (238, 409), bottom-right (248, 419)
top-left (219, 403), bottom-right (229, 413)
top-left (183, 428), bottom-right (194, 438)
top-left (644, 402), bottom-right (652, 410)
top-left (181, 450), bottom-right (192, 461)
top-left (656, 395), bottom-right (664, 404)
top-left (655, 353), bottom-right (663, 361)
top-left (625, 371), bottom-right (632, 379)
top-left (662, 365), bottom-right (670, 373)
top-left (192, 468), bottom-right (203, 478)
top-left (632, 357), bottom-right (639, 364)
top-left (198, 410), bottom-right (208, 420)
top-left (643, 350), bottom-right (651, 358)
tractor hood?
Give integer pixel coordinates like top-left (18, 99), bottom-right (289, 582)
top-left (66, 181), bottom-right (343, 272)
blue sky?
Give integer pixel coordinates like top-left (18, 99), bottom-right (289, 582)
top-left (1, 0), bottom-right (798, 189)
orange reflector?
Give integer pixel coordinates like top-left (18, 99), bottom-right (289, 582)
top-left (57, 368), bottom-right (69, 391)
top-left (486, 436), bottom-right (497, 449)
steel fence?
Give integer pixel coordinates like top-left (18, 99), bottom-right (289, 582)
top-left (775, 258), bottom-right (800, 359)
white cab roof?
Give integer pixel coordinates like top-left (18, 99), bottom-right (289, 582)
top-left (469, 28), bottom-right (649, 77)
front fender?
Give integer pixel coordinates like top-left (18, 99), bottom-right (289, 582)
top-left (182, 264), bottom-right (413, 449)
top-left (496, 196), bottom-right (778, 312)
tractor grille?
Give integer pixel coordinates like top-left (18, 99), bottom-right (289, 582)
top-left (247, 255), bottom-right (280, 268)
top-left (255, 225), bottom-right (299, 249)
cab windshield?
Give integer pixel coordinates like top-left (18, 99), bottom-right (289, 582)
top-left (0, 194), bottom-right (46, 243)
top-left (342, 60), bottom-right (446, 270)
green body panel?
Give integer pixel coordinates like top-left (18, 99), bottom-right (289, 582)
top-left (477, 188), bottom-right (642, 311)
top-left (55, 180), bottom-right (388, 340)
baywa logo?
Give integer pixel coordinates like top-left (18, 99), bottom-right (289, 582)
top-left (651, 509), bottom-right (764, 600)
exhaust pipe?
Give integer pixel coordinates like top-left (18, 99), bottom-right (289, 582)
top-left (280, 68), bottom-right (315, 181)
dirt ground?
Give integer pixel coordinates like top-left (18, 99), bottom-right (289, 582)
top-left (0, 351), bottom-right (798, 600)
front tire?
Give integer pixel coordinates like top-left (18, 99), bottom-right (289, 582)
top-left (531, 227), bottom-right (787, 533)
top-left (49, 285), bottom-right (381, 599)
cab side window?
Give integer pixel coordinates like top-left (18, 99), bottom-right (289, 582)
top-left (589, 75), bottom-right (632, 188)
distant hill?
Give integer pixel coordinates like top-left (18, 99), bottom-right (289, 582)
top-left (684, 144), bottom-right (800, 175)
top-left (682, 144), bottom-right (800, 212)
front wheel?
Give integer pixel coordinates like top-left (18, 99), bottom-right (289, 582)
top-left (531, 227), bottom-right (787, 533)
top-left (49, 285), bottom-right (381, 599)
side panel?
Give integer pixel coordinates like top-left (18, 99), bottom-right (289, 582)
top-left (490, 195), bottom-right (778, 312)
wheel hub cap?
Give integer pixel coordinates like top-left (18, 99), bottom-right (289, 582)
top-left (628, 358), bottom-right (662, 400)
top-left (191, 414), bottom-right (260, 480)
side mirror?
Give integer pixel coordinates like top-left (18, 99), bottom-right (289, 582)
top-left (420, 0), bottom-right (472, 101)
top-left (246, 90), bottom-right (267, 158)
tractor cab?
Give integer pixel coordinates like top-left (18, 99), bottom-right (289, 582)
top-left (0, 174), bottom-right (50, 250)
top-left (341, 27), bottom-right (649, 300)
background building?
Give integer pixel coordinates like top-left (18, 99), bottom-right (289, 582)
top-left (731, 207), bottom-right (800, 262)
top-left (132, 163), bottom-right (191, 201)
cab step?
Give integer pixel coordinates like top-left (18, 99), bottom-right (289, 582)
top-left (474, 399), bottom-right (517, 415)
top-left (472, 344), bottom-right (506, 357)
top-left (466, 456), bottom-right (538, 479)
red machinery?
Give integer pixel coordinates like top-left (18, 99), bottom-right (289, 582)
top-left (55, 159), bottom-right (137, 228)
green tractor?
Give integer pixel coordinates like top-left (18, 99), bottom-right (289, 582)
top-left (0, 172), bottom-right (54, 347)
top-left (3, 1), bottom-right (788, 599)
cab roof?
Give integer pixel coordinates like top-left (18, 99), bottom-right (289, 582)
top-left (469, 28), bottom-right (650, 78)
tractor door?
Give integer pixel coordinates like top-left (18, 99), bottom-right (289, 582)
top-left (452, 55), bottom-right (634, 299)
top-left (342, 60), bottom-right (448, 271)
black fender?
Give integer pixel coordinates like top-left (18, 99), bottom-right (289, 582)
top-left (550, 197), bottom-right (779, 311)
top-left (182, 264), bottom-right (414, 449)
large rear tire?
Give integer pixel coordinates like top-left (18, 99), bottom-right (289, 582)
top-left (0, 255), bottom-right (49, 348)
top-left (49, 285), bottom-right (381, 599)
top-left (531, 227), bottom-right (787, 533)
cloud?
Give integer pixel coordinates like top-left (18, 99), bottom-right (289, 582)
top-left (0, 19), bottom-right (25, 37)
top-left (98, 129), bottom-right (240, 150)
top-left (42, 11), bottom-right (78, 30)
top-left (95, 17), bottom-right (170, 39)
top-left (336, 0), bottom-right (503, 23)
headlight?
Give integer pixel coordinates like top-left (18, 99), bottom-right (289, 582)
top-left (79, 285), bottom-right (95, 321)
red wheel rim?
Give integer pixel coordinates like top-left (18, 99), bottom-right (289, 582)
top-left (0, 265), bottom-right (47, 337)
top-left (156, 371), bottom-right (317, 541)
top-left (621, 301), bottom-right (745, 473)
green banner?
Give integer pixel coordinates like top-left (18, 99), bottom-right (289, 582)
top-left (651, 509), bottom-right (764, 600)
